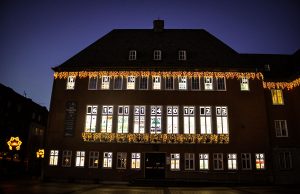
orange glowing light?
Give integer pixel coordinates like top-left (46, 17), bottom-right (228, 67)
top-left (7, 137), bottom-right (22, 150)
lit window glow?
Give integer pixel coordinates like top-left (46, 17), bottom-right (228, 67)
top-left (204, 77), bottom-right (213, 90)
top-left (271, 89), bottom-right (284, 105)
top-left (134, 106), bottom-right (145, 133)
top-left (152, 76), bottom-right (161, 90)
top-left (227, 153), bottom-right (237, 170)
top-left (131, 153), bottom-right (141, 169)
top-left (49, 150), bottom-right (59, 166)
top-left (170, 153), bottom-right (180, 170)
top-left (89, 151), bottom-right (99, 168)
top-left (216, 106), bottom-right (228, 134)
top-left (85, 105), bottom-right (97, 132)
top-left (66, 76), bottom-right (76, 90)
top-left (117, 106), bottom-right (129, 133)
top-left (183, 106), bottom-right (195, 134)
top-left (101, 76), bottom-right (110, 89)
top-left (178, 76), bottom-right (187, 90)
top-left (240, 78), bottom-right (249, 91)
top-left (101, 106), bottom-right (113, 133)
top-left (199, 153), bottom-right (209, 170)
top-left (75, 151), bottom-right (85, 167)
top-left (255, 153), bottom-right (265, 169)
top-left (103, 152), bottom-right (113, 168)
top-left (150, 106), bottom-right (162, 134)
top-left (200, 106), bottom-right (212, 134)
top-left (127, 76), bottom-right (136, 90)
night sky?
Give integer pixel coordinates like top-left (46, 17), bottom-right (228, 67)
top-left (0, 0), bottom-right (299, 109)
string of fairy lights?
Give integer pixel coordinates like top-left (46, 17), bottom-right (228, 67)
top-left (53, 70), bottom-right (300, 90)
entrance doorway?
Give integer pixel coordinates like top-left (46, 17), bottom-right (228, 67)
top-left (145, 153), bottom-right (165, 179)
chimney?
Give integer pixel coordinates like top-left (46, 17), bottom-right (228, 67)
top-left (153, 19), bottom-right (164, 32)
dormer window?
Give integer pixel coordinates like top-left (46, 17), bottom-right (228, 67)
top-left (129, 50), bottom-right (136, 60)
top-left (178, 50), bottom-right (186, 60)
top-left (153, 50), bottom-right (162, 60)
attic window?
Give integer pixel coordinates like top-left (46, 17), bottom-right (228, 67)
top-left (178, 50), bottom-right (186, 61)
top-left (264, 64), bottom-right (271, 71)
top-left (154, 50), bottom-right (162, 61)
top-left (129, 50), bottom-right (136, 60)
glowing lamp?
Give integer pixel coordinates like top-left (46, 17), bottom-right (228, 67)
top-left (7, 137), bottom-right (22, 150)
top-left (36, 149), bottom-right (45, 158)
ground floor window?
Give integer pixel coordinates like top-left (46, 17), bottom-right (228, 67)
top-left (103, 152), bottom-right (113, 168)
top-left (170, 153), bottom-right (180, 170)
top-left (279, 152), bottom-right (292, 169)
top-left (75, 151), bottom-right (85, 167)
top-left (255, 153), bottom-right (265, 169)
top-left (199, 153), bottom-right (209, 170)
top-left (49, 150), bottom-right (59, 166)
top-left (62, 150), bottom-right (72, 167)
top-left (89, 151), bottom-right (99, 168)
top-left (241, 153), bottom-right (251, 170)
top-left (185, 153), bottom-right (195, 170)
top-left (227, 153), bottom-right (237, 170)
top-left (213, 153), bottom-right (223, 170)
top-left (131, 153), bottom-right (141, 169)
top-left (117, 152), bottom-right (127, 169)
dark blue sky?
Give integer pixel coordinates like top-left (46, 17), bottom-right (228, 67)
top-left (0, 0), bottom-right (299, 109)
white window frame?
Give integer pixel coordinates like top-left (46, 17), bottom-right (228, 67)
top-left (178, 76), bottom-right (187, 90)
top-left (204, 76), bottom-right (213, 90)
top-left (75, 151), bottom-right (85, 167)
top-left (85, 105), bottom-right (97, 133)
top-left (62, 150), bottom-right (72, 167)
top-left (279, 152), bottom-right (292, 169)
top-left (216, 77), bottom-right (226, 91)
top-left (170, 153), bottom-right (180, 171)
top-left (183, 106), bottom-right (195, 134)
top-left (153, 50), bottom-right (162, 60)
top-left (134, 106), bottom-right (145, 133)
top-left (88, 76), bottom-right (98, 90)
top-left (227, 153), bottom-right (237, 170)
top-left (89, 151), bottom-right (99, 168)
top-left (101, 76), bottom-right (110, 90)
top-left (49, 150), bottom-right (59, 166)
top-left (199, 153), bottom-right (209, 170)
top-left (275, 120), bottom-right (288, 137)
top-left (66, 76), bottom-right (76, 90)
top-left (150, 106), bottom-right (162, 134)
top-left (127, 76), bottom-right (136, 90)
top-left (131, 153), bottom-right (141, 169)
top-left (255, 153), bottom-right (265, 170)
top-left (200, 106), bottom-right (212, 134)
top-left (240, 78), bottom-right (249, 91)
top-left (101, 105), bottom-right (113, 133)
top-left (241, 153), bottom-right (252, 170)
top-left (213, 153), bottom-right (223, 170)
top-left (271, 89), bottom-right (284, 105)
top-left (191, 77), bottom-right (200, 90)
top-left (139, 77), bottom-right (148, 90)
top-left (152, 76), bottom-right (161, 90)
top-left (113, 76), bottom-right (123, 90)
top-left (178, 50), bottom-right (186, 61)
top-left (117, 152), bottom-right (127, 169)
top-left (167, 106), bottom-right (179, 134)
top-left (117, 106), bottom-right (129, 133)
top-left (216, 106), bottom-right (229, 134)
top-left (185, 153), bottom-right (195, 170)
top-left (103, 152), bottom-right (113, 168)
top-left (129, 50), bottom-right (137, 60)
top-left (165, 77), bottom-right (174, 90)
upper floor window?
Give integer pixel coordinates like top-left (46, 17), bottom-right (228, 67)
top-left (178, 50), bottom-right (186, 61)
top-left (134, 106), bottom-right (145, 133)
top-left (117, 106), bottom-right (129, 133)
top-left (101, 105), bottom-right (113, 133)
top-left (152, 76), bottom-right (161, 90)
top-left (129, 50), bottom-right (136, 60)
top-left (114, 77), bottom-right (123, 90)
top-left (200, 106), bottom-right (212, 134)
top-left (216, 77), bottom-right (226, 91)
top-left (139, 77), bottom-right (148, 90)
top-left (88, 77), bottom-right (98, 90)
top-left (150, 106), bottom-right (162, 134)
top-left (153, 50), bottom-right (162, 60)
top-left (216, 106), bottom-right (228, 134)
top-left (101, 76), bottom-right (110, 90)
top-left (66, 76), bottom-right (76, 90)
top-left (183, 106), bottom-right (195, 134)
top-left (167, 106), bottom-right (179, 134)
top-left (85, 105), bottom-right (97, 133)
top-left (165, 77), bottom-right (174, 90)
top-left (49, 150), bottom-right (59, 166)
top-left (271, 89), bottom-right (284, 105)
top-left (191, 77), bottom-right (200, 90)
top-left (127, 76), bottom-right (136, 90)
top-left (204, 77), bottom-right (213, 90)
top-left (178, 76), bottom-right (187, 90)
top-left (240, 78), bottom-right (249, 91)
top-left (279, 152), bottom-right (292, 169)
top-left (275, 120), bottom-right (288, 137)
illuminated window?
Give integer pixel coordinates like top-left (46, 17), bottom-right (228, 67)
top-left (227, 153), bottom-right (237, 170)
top-left (131, 153), bottom-right (141, 169)
top-left (167, 106), bottom-right (179, 134)
top-left (152, 76), bottom-right (161, 90)
top-left (279, 152), bottom-right (292, 169)
top-left (117, 152), bottom-right (127, 169)
top-left (66, 76), bottom-right (76, 90)
top-left (240, 78), bottom-right (249, 91)
top-left (103, 152), bottom-right (113, 168)
top-left (216, 106), bottom-right (228, 134)
top-left (199, 153), bottom-right (209, 170)
top-left (88, 77), bottom-right (98, 90)
top-left (275, 120), bottom-right (288, 137)
top-left (183, 106), bottom-right (195, 134)
top-left (216, 77), bottom-right (226, 91)
top-left (101, 106), bottom-right (113, 133)
top-left (134, 106), bottom-right (145, 133)
top-left (101, 76), bottom-right (110, 89)
top-left (191, 77), bottom-right (200, 90)
top-left (150, 106), bottom-right (162, 134)
top-left (185, 153), bottom-right (195, 170)
top-left (153, 50), bottom-right (161, 60)
top-left (165, 77), bottom-right (174, 90)
top-left (85, 105), bottom-right (97, 132)
top-left (271, 89), bottom-right (284, 105)
top-left (204, 77), bottom-right (213, 90)
top-left (117, 106), bottom-right (129, 133)
top-left (139, 77), bottom-right (148, 90)
top-left (75, 151), bottom-right (85, 167)
top-left (89, 151), bottom-right (99, 168)
top-left (62, 150), bottom-right (72, 167)
top-left (255, 153), bottom-right (265, 170)
top-left (200, 106), bottom-right (212, 134)
top-left (49, 150), bottom-right (59, 166)
top-left (241, 153), bottom-right (252, 170)
top-left (114, 77), bottom-right (123, 90)
top-left (127, 76), bottom-right (136, 90)
top-left (129, 50), bottom-right (136, 60)
top-left (178, 50), bottom-right (186, 60)
top-left (178, 76), bottom-right (187, 90)
top-left (213, 153), bottom-right (223, 170)
top-left (170, 153), bottom-right (180, 170)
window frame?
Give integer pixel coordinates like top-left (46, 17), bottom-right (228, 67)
top-left (178, 50), bottom-right (186, 61)
top-left (241, 153), bottom-right (252, 170)
top-left (240, 78), bottom-right (250, 91)
top-left (127, 76), bottom-right (136, 90)
top-left (279, 151), bottom-right (292, 169)
top-left (101, 105), bottom-right (114, 133)
top-left (62, 150), bottom-right (72, 167)
top-left (153, 50), bottom-right (162, 60)
top-left (139, 76), bottom-right (148, 90)
top-left (255, 153), bottom-right (265, 170)
top-left (274, 120), bottom-right (288, 137)
top-left (66, 76), bottom-right (76, 90)
top-left (129, 50), bottom-right (137, 60)
top-left (88, 76), bottom-right (98, 90)
top-left (166, 106), bottom-right (179, 134)
top-left (152, 76), bottom-right (161, 90)
top-left (200, 106), bottom-right (212, 134)
top-left (191, 77), bottom-right (200, 90)
top-left (75, 151), bottom-right (85, 167)
top-left (271, 89), bottom-right (284, 105)
top-left (89, 151), bottom-right (99, 168)
top-left (216, 106), bottom-right (229, 134)
top-left (184, 153), bottom-right (195, 170)
top-left (165, 77), bottom-right (174, 90)
top-left (117, 105), bottom-right (129, 133)
top-left (117, 152), bottom-right (127, 169)
top-left (213, 153), bottom-right (223, 170)
top-left (216, 77), bottom-right (226, 91)
top-left (199, 153), bottom-right (209, 170)
top-left (101, 76), bottom-right (110, 90)
top-left (170, 153), bottom-right (180, 171)
top-left (150, 106), bottom-right (162, 134)
top-left (183, 106), bottom-right (195, 134)
top-left (178, 76), bottom-right (188, 90)
top-left (103, 152), bottom-right (113, 169)
top-left (204, 76), bottom-right (213, 90)
top-left (49, 150), bottom-right (59, 166)
top-left (131, 153), bottom-right (141, 169)
top-left (227, 153), bottom-right (237, 170)
top-left (133, 106), bottom-right (146, 133)
top-left (113, 76), bottom-right (123, 90)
